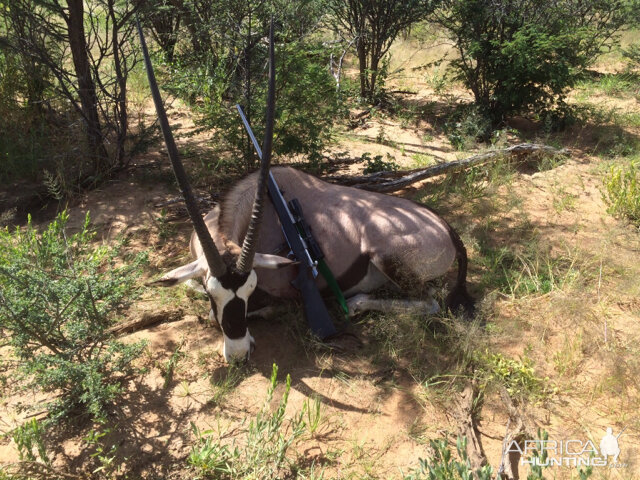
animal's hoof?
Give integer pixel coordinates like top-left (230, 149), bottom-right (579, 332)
top-left (346, 293), bottom-right (369, 316)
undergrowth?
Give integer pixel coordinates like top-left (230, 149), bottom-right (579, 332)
top-left (602, 157), bottom-right (640, 226)
top-left (403, 436), bottom-right (493, 480)
top-left (476, 352), bottom-right (556, 404)
top-left (0, 211), bottom-right (147, 423)
top-left (475, 240), bottom-right (581, 298)
top-left (188, 364), bottom-right (321, 479)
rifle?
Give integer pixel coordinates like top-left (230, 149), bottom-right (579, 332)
top-left (236, 104), bottom-right (337, 339)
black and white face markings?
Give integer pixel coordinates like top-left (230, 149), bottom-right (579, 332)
top-left (205, 269), bottom-right (258, 362)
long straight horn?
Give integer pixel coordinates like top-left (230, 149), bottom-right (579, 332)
top-left (236, 18), bottom-right (276, 273)
top-left (136, 19), bottom-right (227, 278)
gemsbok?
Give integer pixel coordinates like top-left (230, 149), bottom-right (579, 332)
top-left (138, 20), bottom-right (474, 362)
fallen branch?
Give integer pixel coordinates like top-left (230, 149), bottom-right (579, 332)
top-left (2, 461), bottom-right (83, 480)
top-left (326, 143), bottom-right (568, 193)
top-left (386, 89), bottom-right (419, 95)
top-left (454, 381), bottom-right (488, 470)
top-left (496, 389), bottom-right (538, 480)
top-left (106, 309), bottom-right (184, 336)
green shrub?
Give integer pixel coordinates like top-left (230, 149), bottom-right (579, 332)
top-left (0, 211), bottom-right (147, 422)
top-left (404, 436), bottom-right (493, 480)
top-left (443, 105), bottom-right (492, 149)
top-left (160, 3), bottom-right (337, 170)
top-left (477, 352), bottom-right (554, 402)
top-left (602, 159), bottom-right (640, 226)
top-left (188, 364), bottom-right (310, 479)
top-left (0, 48), bottom-right (50, 184)
top-left (432, 0), bottom-right (630, 122)
top-left (362, 152), bottom-right (399, 174)
top-left (11, 419), bottom-right (50, 464)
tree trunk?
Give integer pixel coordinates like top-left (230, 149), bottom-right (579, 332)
top-left (66, 0), bottom-right (108, 177)
top-left (109, 0), bottom-right (128, 167)
top-left (369, 54), bottom-right (380, 100)
top-left (357, 41), bottom-right (368, 100)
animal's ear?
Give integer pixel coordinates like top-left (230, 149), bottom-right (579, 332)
top-left (253, 253), bottom-right (297, 270)
top-left (150, 257), bottom-right (207, 287)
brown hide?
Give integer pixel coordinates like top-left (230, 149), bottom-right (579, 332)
top-left (190, 167), bottom-right (457, 299)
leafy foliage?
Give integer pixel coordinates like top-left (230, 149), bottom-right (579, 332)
top-left (443, 105), bottom-right (492, 149)
top-left (602, 159), bottom-right (640, 226)
top-left (159, 1), bottom-right (337, 170)
top-left (404, 436), bottom-right (493, 480)
top-left (362, 152), bottom-right (399, 173)
top-left (328, 0), bottom-right (437, 102)
top-left (477, 352), bottom-right (554, 402)
top-left (0, 211), bottom-right (147, 422)
top-left (432, 0), bottom-right (631, 121)
top-left (1, 0), bottom-right (147, 190)
top-left (0, 42), bottom-right (54, 184)
top-left (10, 419), bottom-right (51, 465)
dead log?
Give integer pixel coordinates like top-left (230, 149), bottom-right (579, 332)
top-left (454, 381), bottom-right (489, 470)
top-left (496, 389), bottom-right (538, 480)
top-left (106, 309), bottom-right (184, 336)
top-left (325, 143), bottom-right (568, 193)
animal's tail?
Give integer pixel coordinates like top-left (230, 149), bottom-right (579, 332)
top-left (444, 226), bottom-right (476, 319)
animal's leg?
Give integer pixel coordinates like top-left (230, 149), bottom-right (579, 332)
top-left (185, 278), bottom-right (207, 295)
top-left (347, 293), bottom-right (440, 317)
top-left (247, 305), bottom-right (280, 320)
top-left (209, 308), bottom-right (221, 330)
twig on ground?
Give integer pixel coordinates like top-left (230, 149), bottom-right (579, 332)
top-left (2, 461), bottom-right (83, 480)
top-left (106, 309), bottom-right (184, 336)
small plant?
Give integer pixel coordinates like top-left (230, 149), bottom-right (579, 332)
top-left (425, 67), bottom-right (449, 95)
top-left (303, 395), bottom-right (323, 437)
top-left (0, 418), bottom-right (81, 479)
top-left (602, 159), bottom-right (640, 226)
top-left (11, 419), bottom-right (50, 465)
top-left (592, 73), bottom-right (638, 98)
top-left (526, 429), bottom-right (549, 480)
top-left (444, 106), bottom-right (491, 150)
top-left (403, 436), bottom-right (493, 480)
top-left (208, 363), bottom-right (248, 407)
top-left (189, 364), bottom-right (309, 479)
top-left (478, 352), bottom-right (555, 403)
top-left (553, 334), bottom-right (583, 377)
top-left (375, 125), bottom-right (398, 148)
top-left (162, 339), bottom-right (186, 389)
top-left (0, 211), bottom-right (147, 423)
top-left (412, 153), bottom-right (434, 168)
top-left (85, 427), bottom-right (121, 476)
top-left (552, 185), bottom-right (578, 213)
top-left (156, 208), bottom-right (177, 242)
top-left (476, 240), bottom-right (579, 298)
top-left (362, 152), bottom-right (399, 174)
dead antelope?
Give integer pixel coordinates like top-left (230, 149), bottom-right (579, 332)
top-left (139, 21), bottom-right (474, 362)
